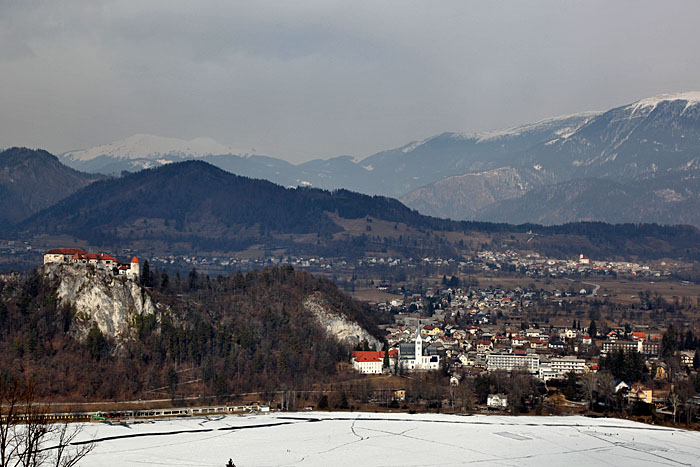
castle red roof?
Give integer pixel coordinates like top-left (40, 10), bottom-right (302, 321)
top-left (131, 256), bottom-right (139, 263)
top-left (46, 248), bottom-right (86, 255)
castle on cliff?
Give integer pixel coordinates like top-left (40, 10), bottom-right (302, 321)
top-left (43, 248), bottom-right (140, 279)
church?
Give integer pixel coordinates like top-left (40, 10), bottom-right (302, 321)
top-left (398, 327), bottom-right (441, 371)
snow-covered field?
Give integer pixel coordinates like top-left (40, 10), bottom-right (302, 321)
top-left (74, 412), bottom-right (700, 466)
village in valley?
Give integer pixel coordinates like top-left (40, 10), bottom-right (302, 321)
top-left (344, 251), bottom-right (700, 423)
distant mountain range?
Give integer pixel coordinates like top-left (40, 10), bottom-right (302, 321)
top-left (52, 92), bottom-right (700, 227)
top-left (57, 113), bottom-right (598, 197)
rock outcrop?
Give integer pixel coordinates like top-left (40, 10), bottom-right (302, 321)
top-left (43, 262), bottom-right (157, 342)
top-left (303, 292), bottom-right (382, 350)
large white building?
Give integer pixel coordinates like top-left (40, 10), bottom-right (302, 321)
top-left (351, 350), bottom-right (398, 374)
top-left (549, 356), bottom-right (586, 376)
top-left (486, 353), bottom-right (540, 374)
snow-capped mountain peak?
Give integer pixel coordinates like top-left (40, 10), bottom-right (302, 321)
top-left (62, 134), bottom-right (241, 162)
top-left (627, 91), bottom-right (700, 115)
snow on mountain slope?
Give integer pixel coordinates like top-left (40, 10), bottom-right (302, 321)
top-left (62, 134), bottom-right (241, 162)
top-left (627, 91), bottom-right (700, 115)
top-left (393, 112), bottom-right (601, 156)
top-left (467, 111), bottom-right (601, 143)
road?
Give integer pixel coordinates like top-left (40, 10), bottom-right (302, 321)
top-left (564, 278), bottom-right (600, 297)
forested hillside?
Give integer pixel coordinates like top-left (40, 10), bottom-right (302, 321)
top-left (0, 265), bottom-right (386, 401)
top-left (0, 147), bottom-right (101, 227)
top-left (20, 160), bottom-right (446, 246)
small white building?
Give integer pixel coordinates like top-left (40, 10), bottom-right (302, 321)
top-left (487, 394), bottom-right (508, 409)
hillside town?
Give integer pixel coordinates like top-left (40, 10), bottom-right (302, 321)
top-left (349, 277), bottom-right (700, 417)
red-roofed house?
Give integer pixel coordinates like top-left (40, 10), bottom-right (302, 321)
top-left (476, 340), bottom-right (493, 352)
top-left (352, 350), bottom-right (398, 374)
top-left (43, 248), bottom-right (86, 264)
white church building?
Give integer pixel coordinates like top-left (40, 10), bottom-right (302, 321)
top-left (398, 327), bottom-right (441, 371)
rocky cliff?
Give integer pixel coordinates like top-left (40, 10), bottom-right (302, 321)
top-left (304, 292), bottom-right (382, 350)
top-left (401, 166), bottom-right (552, 220)
top-left (43, 262), bottom-right (158, 342)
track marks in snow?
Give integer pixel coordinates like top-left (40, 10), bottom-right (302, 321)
top-left (577, 428), bottom-right (696, 466)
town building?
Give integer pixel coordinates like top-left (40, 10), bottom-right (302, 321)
top-left (601, 340), bottom-right (659, 357)
top-left (549, 356), bottom-right (587, 376)
top-left (486, 352), bottom-right (540, 374)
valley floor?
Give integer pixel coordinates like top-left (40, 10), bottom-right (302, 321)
top-left (75, 412), bottom-right (700, 466)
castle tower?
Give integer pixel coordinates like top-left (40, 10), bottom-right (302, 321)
top-left (130, 256), bottom-right (140, 279)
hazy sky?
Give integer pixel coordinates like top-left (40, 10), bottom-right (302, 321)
top-left (2, 0), bottom-right (700, 163)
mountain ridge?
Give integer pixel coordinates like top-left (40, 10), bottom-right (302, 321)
top-left (13, 91), bottom-right (700, 228)
top-left (0, 147), bottom-right (102, 226)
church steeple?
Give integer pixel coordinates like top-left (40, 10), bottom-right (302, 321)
top-left (415, 326), bottom-right (423, 369)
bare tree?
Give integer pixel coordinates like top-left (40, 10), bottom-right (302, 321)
top-left (0, 380), bottom-right (95, 467)
top-left (581, 373), bottom-right (598, 410)
top-left (16, 386), bottom-right (50, 467)
top-left (455, 382), bottom-right (473, 412)
top-left (50, 422), bottom-right (95, 467)
top-left (597, 371), bottom-right (615, 412)
top-left (0, 380), bottom-right (23, 467)
top-left (669, 392), bottom-right (681, 425)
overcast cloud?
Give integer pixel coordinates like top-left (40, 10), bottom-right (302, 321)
top-left (1, 0), bottom-right (699, 162)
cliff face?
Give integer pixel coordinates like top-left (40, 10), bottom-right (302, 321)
top-left (43, 262), bottom-right (157, 342)
top-left (303, 292), bottom-right (382, 350)
top-left (401, 166), bottom-right (552, 220)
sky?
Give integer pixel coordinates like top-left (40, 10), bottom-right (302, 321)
top-left (2, 0), bottom-right (700, 163)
